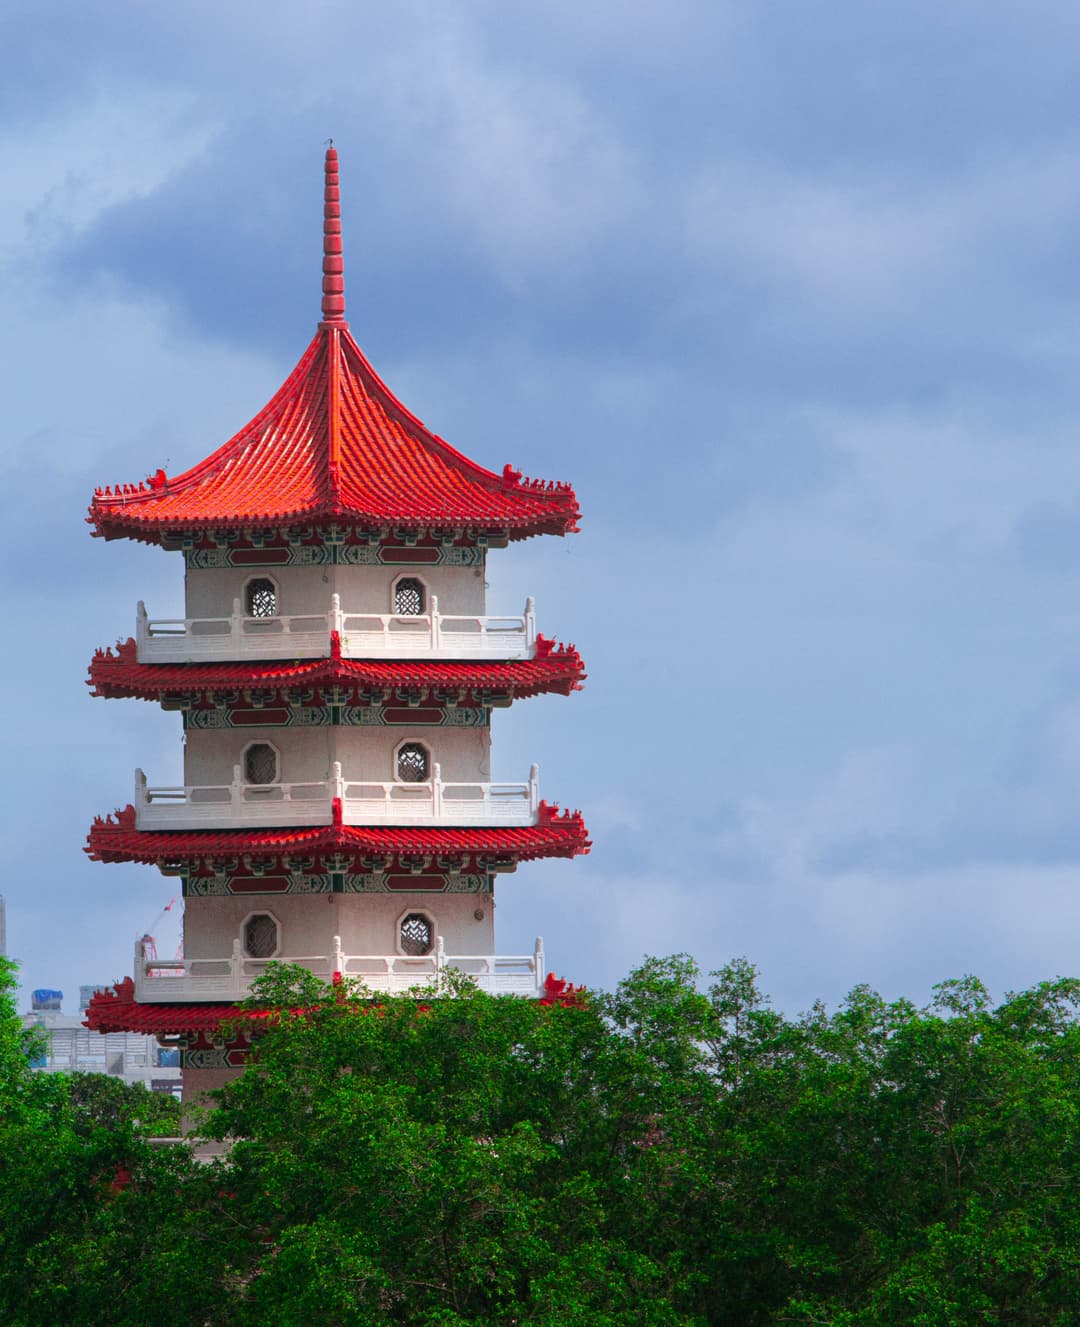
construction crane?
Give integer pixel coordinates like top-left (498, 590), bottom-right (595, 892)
top-left (138, 897), bottom-right (177, 962)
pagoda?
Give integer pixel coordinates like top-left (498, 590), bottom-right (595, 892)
top-left (84, 147), bottom-right (589, 1104)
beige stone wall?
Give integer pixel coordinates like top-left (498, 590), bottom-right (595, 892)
top-left (184, 561), bottom-right (486, 619)
top-left (183, 723), bottom-right (492, 786)
top-left (181, 1064), bottom-right (241, 1132)
top-left (183, 891), bottom-right (495, 961)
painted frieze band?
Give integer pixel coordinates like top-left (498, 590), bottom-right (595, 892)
top-left (183, 867), bottom-right (494, 896)
top-left (179, 530), bottom-right (492, 569)
top-left (184, 703), bottom-right (491, 729)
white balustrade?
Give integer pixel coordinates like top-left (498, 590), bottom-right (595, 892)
top-left (134, 766), bottom-right (334, 830)
top-left (133, 934), bottom-right (547, 1001)
top-left (136, 598), bottom-right (330, 662)
top-left (133, 762), bottom-right (541, 830)
top-left (135, 593), bottom-right (538, 663)
top-left (338, 594), bottom-right (536, 660)
top-left (339, 762), bottom-right (539, 827)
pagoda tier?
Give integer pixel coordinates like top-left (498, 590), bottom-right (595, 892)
top-left (87, 802), bottom-right (590, 869)
top-left (86, 982), bottom-right (264, 1034)
top-left (85, 971), bottom-right (583, 1037)
top-left (87, 211), bottom-right (580, 546)
top-left (88, 635), bottom-right (585, 706)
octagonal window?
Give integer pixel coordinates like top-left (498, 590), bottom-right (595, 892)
top-left (393, 577), bottom-right (425, 616)
top-left (244, 742), bottom-right (278, 785)
top-left (244, 913), bottom-right (279, 959)
top-left (396, 742), bottom-right (429, 784)
top-left (399, 912), bottom-right (434, 956)
top-left (245, 577), bottom-right (278, 618)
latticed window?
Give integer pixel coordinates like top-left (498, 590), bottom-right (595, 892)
top-left (244, 914), bottom-right (279, 959)
top-left (394, 577), bottom-right (424, 616)
top-left (244, 742), bottom-right (278, 785)
top-left (399, 913), bottom-right (433, 956)
top-left (396, 742), bottom-right (429, 783)
top-left (245, 577), bottom-right (277, 618)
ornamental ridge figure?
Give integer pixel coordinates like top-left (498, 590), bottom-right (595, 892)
top-left (83, 146), bottom-right (589, 1108)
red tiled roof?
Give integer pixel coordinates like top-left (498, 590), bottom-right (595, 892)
top-left (88, 149), bottom-right (579, 545)
top-left (86, 803), bottom-right (591, 866)
top-left (84, 980), bottom-right (253, 1034)
top-left (88, 636), bottom-right (586, 702)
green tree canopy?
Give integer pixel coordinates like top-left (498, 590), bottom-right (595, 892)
top-left (5, 954), bottom-right (1080, 1324)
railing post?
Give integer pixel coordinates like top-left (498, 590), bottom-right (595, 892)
top-left (529, 763), bottom-right (539, 816)
top-left (330, 591), bottom-right (343, 636)
top-left (331, 760), bottom-right (344, 803)
top-left (432, 762), bottom-right (443, 820)
top-left (430, 594), bottom-right (439, 650)
top-left (134, 939), bottom-right (146, 998)
top-left (332, 934), bottom-right (345, 980)
top-left (231, 938), bottom-right (243, 998)
top-left (232, 596), bottom-right (243, 652)
top-left (436, 934), bottom-right (446, 978)
top-left (232, 763), bottom-right (243, 813)
top-left (524, 595), bottom-right (536, 650)
top-left (534, 937), bottom-right (545, 995)
top-left (136, 600), bottom-right (148, 654)
top-left (134, 767), bottom-right (148, 810)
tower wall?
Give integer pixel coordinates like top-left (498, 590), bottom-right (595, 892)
top-left (183, 724), bottom-right (491, 785)
top-left (183, 891), bottom-right (494, 962)
top-left (181, 1066), bottom-right (239, 1126)
top-left (185, 561), bottom-right (485, 619)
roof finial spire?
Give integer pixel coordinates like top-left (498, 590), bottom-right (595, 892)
top-left (321, 142), bottom-right (347, 326)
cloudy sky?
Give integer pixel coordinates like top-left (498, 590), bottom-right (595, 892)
top-left (7, 1), bottom-right (1080, 1014)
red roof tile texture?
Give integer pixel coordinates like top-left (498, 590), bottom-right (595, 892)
top-left (88, 636), bottom-right (586, 701)
top-left (86, 803), bottom-right (591, 865)
top-left (89, 322), bottom-right (579, 543)
top-left (84, 980), bottom-right (254, 1034)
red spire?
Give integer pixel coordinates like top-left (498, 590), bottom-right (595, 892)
top-left (320, 143), bottom-right (347, 327)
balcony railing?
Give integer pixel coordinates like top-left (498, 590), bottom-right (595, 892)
top-left (134, 762), bottom-right (541, 831)
top-left (134, 935), bottom-right (547, 1001)
top-left (135, 594), bottom-right (537, 662)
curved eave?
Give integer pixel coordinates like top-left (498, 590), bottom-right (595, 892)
top-left (89, 507), bottom-right (579, 545)
top-left (85, 984), bottom-right (255, 1035)
top-left (87, 639), bottom-right (587, 702)
top-left (85, 970), bottom-right (584, 1033)
top-left (88, 327), bottom-right (580, 544)
top-left (86, 806), bottom-right (591, 866)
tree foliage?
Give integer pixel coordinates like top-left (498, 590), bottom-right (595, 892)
top-left (0, 958), bottom-right (186, 1327)
top-left (5, 953), bottom-right (1080, 1323)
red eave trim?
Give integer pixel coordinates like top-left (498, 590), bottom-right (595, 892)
top-left (84, 968), bottom-right (584, 1033)
top-left (87, 637), bottom-right (587, 702)
top-left (86, 804), bottom-right (591, 866)
top-left (84, 981), bottom-right (253, 1035)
